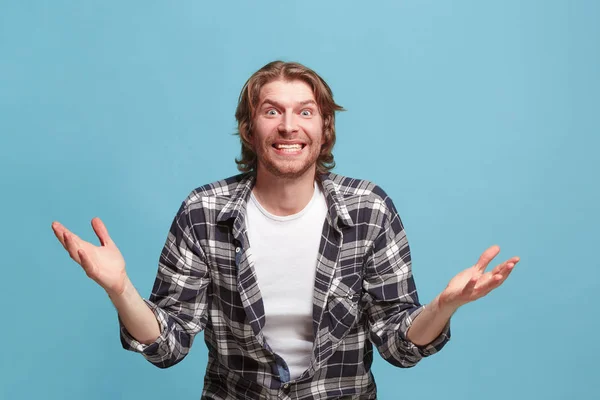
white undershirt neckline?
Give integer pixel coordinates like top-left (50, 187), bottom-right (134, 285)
top-left (249, 182), bottom-right (319, 222)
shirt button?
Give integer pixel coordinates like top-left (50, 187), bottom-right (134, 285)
top-left (283, 383), bottom-right (289, 389)
top-left (235, 247), bottom-right (241, 253)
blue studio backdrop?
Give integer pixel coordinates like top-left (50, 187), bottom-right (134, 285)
top-left (1, 1), bottom-right (599, 399)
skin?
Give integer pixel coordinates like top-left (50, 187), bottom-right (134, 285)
top-left (50, 78), bottom-right (520, 349)
top-left (406, 245), bottom-right (519, 346)
top-left (51, 218), bottom-right (159, 344)
top-left (251, 79), bottom-right (325, 216)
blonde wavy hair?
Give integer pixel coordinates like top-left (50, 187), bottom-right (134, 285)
top-left (235, 61), bottom-right (345, 174)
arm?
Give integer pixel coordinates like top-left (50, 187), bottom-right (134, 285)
top-left (110, 277), bottom-right (161, 344)
top-left (52, 201), bottom-right (211, 369)
top-left (405, 295), bottom-right (454, 347)
top-left (52, 218), bottom-right (161, 344)
top-left (118, 202), bottom-right (211, 368)
top-left (363, 194), bottom-right (450, 368)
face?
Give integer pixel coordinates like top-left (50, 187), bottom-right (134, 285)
top-left (251, 79), bottom-right (324, 180)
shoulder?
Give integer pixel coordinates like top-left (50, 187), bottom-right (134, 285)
top-left (322, 172), bottom-right (405, 234)
top-left (322, 172), bottom-right (395, 205)
top-left (180, 173), bottom-right (252, 209)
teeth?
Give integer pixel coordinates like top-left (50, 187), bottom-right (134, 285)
top-left (275, 144), bottom-right (302, 149)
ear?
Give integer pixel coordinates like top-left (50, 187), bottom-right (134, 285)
top-left (322, 115), bottom-right (332, 142)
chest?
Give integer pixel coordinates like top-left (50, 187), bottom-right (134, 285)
top-left (246, 208), bottom-right (326, 318)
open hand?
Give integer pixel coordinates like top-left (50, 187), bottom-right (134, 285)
top-left (51, 217), bottom-right (128, 297)
top-left (439, 245), bottom-right (519, 309)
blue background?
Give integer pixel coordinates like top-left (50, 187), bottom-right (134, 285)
top-left (2, 1), bottom-right (598, 399)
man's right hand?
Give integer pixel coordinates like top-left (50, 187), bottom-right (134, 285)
top-left (52, 217), bottom-right (128, 297)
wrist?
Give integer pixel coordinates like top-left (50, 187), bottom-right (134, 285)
top-left (434, 293), bottom-right (461, 316)
top-left (107, 275), bottom-right (133, 304)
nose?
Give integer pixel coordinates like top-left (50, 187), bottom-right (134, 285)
top-left (278, 111), bottom-right (298, 135)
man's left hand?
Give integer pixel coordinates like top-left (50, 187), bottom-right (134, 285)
top-left (438, 245), bottom-right (520, 310)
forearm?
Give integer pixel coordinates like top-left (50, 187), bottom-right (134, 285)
top-left (406, 294), bottom-right (457, 346)
top-left (109, 276), bottom-right (161, 345)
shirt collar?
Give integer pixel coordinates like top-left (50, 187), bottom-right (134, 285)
top-left (317, 173), bottom-right (355, 229)
top-left (216, 172), bottom-right (355, 229)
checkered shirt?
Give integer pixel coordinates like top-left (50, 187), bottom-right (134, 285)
top-left (120, 172), bottom-right (451, 399)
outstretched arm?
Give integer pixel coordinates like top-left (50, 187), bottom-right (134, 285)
top-left (52, 218), bottom-right (161, 344)
top-left (53, 203), bottom-right (211, 369)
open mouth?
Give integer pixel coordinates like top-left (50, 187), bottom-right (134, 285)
top-left (272, 143), bottom-right (306, 154)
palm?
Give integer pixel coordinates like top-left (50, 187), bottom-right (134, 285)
top-left (439, 245), bottom-right (519, 308)
top-left (78, 238), bottom-right (126, 291)
top-left (52, 217), bottom-right (128, 296)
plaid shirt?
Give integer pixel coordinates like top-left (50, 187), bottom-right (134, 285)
top-left (120, 172), bottom-right (451, 399)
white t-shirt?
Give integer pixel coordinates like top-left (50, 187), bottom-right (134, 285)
top-left (245, 182), bottom-right (328, 380)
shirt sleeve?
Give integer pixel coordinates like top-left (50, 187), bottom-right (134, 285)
top-left (363, 192), bottom-right (450, 368)
top-left (119, 201), bottom-right (211, 369)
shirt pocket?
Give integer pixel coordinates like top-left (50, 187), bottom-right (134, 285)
top-left (326, 272), bottom-right (362, 340)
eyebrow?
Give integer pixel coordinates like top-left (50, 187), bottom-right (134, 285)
top-left (260, 99), bottom-right (318, 109)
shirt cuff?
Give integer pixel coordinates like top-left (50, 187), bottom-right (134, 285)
top-left (119, 298), bottom-right (171, 357)
top-left (401, 305), bottom-right (452, 358)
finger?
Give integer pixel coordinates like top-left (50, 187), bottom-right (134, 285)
top-left (475, 264), bottom-right (516, 295)
top-left (461, 273), bottom-right (478, 296)
top-left (63, 232), bottom-right (82, 264)
top-left (475, 245), bottom-right (501, 272)
top-left (491, 257), bottom-right (519, 275)
top-left (91, 217), bottom-right (112, 247)
top-left (477, 276), bottom-right (507, 298)
top-left (51, 221), bottom-right (68, 248)
top-left (78, 249), bottom-right (98, 281)
top-left (474, 272), bottom-right (504, 294)
top-left (494, 262), bottom-right (517, 286)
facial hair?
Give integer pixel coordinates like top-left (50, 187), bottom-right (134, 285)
top-left (255, 136), bottom-right (322, 180)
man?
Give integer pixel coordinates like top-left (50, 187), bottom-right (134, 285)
top-left (51, 61), bottom-right (519, 399)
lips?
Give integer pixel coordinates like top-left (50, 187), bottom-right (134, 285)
top-left (271, 142), bottom-right (306, 154)
top-left (273, 143), bottom-right (304, 150)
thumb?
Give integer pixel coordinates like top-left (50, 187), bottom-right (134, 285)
top-left (475, 245), bottom-right (501, 272)
top-left (91, 217), bottom-right (112, 247)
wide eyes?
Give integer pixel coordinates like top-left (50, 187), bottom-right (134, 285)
top-left (264, 108), bottom-right (314, 117)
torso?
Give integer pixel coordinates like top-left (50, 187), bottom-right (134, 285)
top-left (245, 182), bottom-right (328, 379)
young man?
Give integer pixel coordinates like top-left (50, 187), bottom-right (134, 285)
top-left (51, 61), bottom-right (519, 399)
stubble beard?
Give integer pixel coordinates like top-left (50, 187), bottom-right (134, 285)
top-left (257, 142), bottom-right (321, 180)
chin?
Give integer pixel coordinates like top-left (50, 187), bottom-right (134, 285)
top-left (264, 160), bottom-right (315, 180)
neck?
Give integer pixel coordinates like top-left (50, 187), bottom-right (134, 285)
top-left (252, 166), bottom-right (318, 216)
